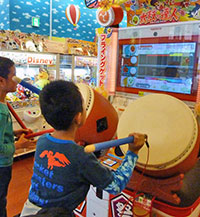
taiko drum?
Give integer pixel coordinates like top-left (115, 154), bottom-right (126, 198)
top-left (75, 83), bottom-right (118, 144)
top-left (118, 94), bottom-right (200, 178)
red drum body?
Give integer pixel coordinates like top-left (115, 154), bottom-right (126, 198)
top-left (117, 94), bottom-right (200, 178)
top-left (75, 83), bottom-right (118, 144)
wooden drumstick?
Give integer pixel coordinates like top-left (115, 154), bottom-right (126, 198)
top-left (84, 136), bottom-right (134, 153)
top-left (25, 129), bottom-right (54, 139)
top-left (7, 102), bottom-right (27, 129)
top-left (12, 76), bottom-right (41, 95)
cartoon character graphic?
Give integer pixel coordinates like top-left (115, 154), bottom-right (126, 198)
top-left (6, 40), bottom-right (20, 50)
top-left (164, 0), bottom-right (175, 6)
top-left (138, 0), bottom-right (148, 8)
top-left (35, 68), bottom-right (50, 89)
top-left (131, 0), bottom-right (139, 10)
top-left (189, 3), bottom-right (200, 19)
top-left (124, 45), bottom-right (137, 57)
top-left (40, 150), bottom-right (71, 170)
top-left (132, 15), bottom-right (140, 25)
top-left (150, 0), bottom-right (165, 10)
top-left (104, 27), bottom-right (113, 38)
top-left (181, 0), bottom-right (190, 8)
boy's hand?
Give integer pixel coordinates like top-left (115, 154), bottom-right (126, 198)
top-left (14, 128), bottom-right (33, 138)
top-left (15, 133), bottom-right (37, 150)
top-left (128, 133), bottom-right (147, 155)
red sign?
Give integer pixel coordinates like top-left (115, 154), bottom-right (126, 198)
top-left (27, 56), bottom-right (54, 65)
top-left (99, 34), bottom-right (107, 87)
top-left (126, 0), bottom-right (199, 27)
top-left (140, 7), bottom-right (181, 25)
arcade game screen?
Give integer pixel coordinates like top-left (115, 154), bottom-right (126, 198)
top-left (118, 42), bottom-right (197, 95)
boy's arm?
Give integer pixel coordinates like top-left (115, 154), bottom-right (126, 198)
top-left (103, 151), bottom-right (138, 195)
top-left (0, 113), bottom-right (14, 156)
top-left (103, 132), bottom-right (145, 194)
top-left (80, 151), bottom-right (138, 194)
top-left (81, 133), bottom-right (145, 194)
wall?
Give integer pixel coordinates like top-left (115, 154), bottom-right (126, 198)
top-left (0, 0), bottom-right (10, 30)
top-left (0, 0), bottom-right (127, 42)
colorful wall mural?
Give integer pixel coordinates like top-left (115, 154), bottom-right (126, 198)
top-left (0, 0), bottom-right (10, 30)
top-left (0, 0), bottom-right (127, 41)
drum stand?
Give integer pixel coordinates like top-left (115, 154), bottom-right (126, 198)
top-left (126, 170), bottom-right (184, 205)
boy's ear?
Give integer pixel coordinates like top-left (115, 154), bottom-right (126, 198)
top-left (0, 76), bottom-right (6, 87)
top-left (74, 112), bottom-right (82, 126)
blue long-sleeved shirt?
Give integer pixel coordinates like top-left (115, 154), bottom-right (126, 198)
top-left (104, 150), bottom-right (138, 194)
top-left (29, 134), bottom-right (138, 212)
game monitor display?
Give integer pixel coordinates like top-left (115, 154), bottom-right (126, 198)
top-left (117, 39), bottom-right (198, 101)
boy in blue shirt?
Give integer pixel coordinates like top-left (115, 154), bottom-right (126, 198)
top-left (21, 80), bottom-right (146, 217)
top-left (0, 57), bottom-right (36, 217)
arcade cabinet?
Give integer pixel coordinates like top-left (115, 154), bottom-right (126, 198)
top-left (82, 21), bottom-right (200, 217)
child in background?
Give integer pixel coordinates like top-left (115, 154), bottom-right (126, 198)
top-left (0, 57), bottom-right (36, 217)
top-left (20, 80), bottom-right (146, 217)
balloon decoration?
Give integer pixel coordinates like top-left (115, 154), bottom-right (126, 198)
top-left (65, 5), bottom-right (80, 30)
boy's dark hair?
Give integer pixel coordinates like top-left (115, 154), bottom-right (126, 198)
top-left (39, 80), bottom-right (83, 131)
top-left (0, 57), bottom-right (15, 79)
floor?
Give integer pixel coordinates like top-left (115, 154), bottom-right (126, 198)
top-left (177, 158), bottom-right (200, 207)
top-left (7, 154), bottom-right (34, 217)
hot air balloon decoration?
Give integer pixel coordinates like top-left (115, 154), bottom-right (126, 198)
top-left (65, 4), bottom-right (81, 30)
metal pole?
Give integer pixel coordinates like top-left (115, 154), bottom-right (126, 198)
top-left (72, 55), bottom-right (75, 82)
top-left (50, 0), bottom-right (52, 40)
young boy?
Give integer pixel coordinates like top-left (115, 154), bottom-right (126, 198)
top-left (20, 80), bottom-right (146, 217)
top-left (0, 57), bottom-right (36, 217)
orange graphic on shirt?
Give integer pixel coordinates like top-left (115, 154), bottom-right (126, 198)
top-left (40, 150), bottom-right (71, 170)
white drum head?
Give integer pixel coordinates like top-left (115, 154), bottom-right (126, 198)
top-left (76, 83), bottom-right (94, 118)
top-left (117, 94), bottom-right (198, 170)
